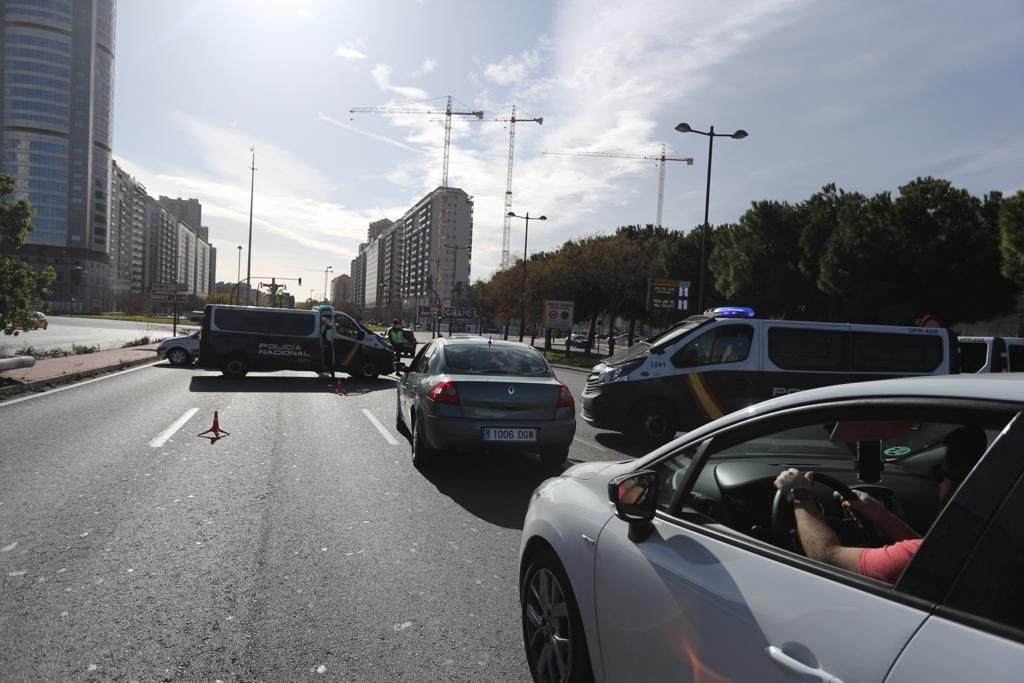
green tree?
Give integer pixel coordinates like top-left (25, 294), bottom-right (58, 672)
top-left (1, 173), bottom-right (55, 334)
top-left (710, 200), bottom-right (811, 318)
top-left (999, 191), bottom-right (1024, 286)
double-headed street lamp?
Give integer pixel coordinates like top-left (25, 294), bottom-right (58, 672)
top-left (674, 122), bottom-right (747, 313)
top-left (323, 265), bottom-right (333, 303)
top-left (507, 211), bottom-right (547, 341)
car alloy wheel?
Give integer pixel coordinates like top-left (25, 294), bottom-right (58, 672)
top-left (222, 357), bottom-right (247, 379)
top-left (630, 401), bottom-right (677, 446)
top-left (411, 416), bottom-right (435, 468)
top-left (522, 548), bottom-right (591, 683)
top-left (361, 362), bottom-right (380, 380)
top-left (167, 348), bottom-right (190, 366)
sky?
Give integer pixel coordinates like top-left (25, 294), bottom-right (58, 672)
top-left (112, 0), bottom-right (1024, 298)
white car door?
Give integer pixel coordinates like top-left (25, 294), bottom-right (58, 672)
top-left (592, 408), bottom-right (960, 683)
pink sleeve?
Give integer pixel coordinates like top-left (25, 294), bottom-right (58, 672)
top-left (858, 539), bottom-right (923, 583)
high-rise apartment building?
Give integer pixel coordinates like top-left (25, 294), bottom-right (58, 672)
top-left (350, 243), bottom-right (367, 309)
top-left (331, 273), bottom-right (352, 306)
top-left (398, 187), bottom-right (473, 312)
top-left (0, 0), bottom-right (116, 311)
top-left (159, 196), bottom-right (202, 232)
top-left (109, 160), bottom-right (147, 304)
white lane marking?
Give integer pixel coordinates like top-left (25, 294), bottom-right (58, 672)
top-left (0, 361), bottom-right (160, 408)
top-left (149, 408), bottom-right (199, 448)
top-left (574, 436), bottom-right (611, 453)
top-left (362, 408), bottom-right (399, 446)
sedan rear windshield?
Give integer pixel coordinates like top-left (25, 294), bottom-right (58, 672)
top-left (443, 345), bottom-right (550, 376)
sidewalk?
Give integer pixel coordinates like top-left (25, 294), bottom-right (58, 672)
top-left (0, 343), bottom-right (161, 399)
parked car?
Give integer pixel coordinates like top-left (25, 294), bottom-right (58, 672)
top-left (395, 336), bottom-right (576, 469)
top-left (568, 334), bottom-right (588, 348)
top-left (157, 331), bottom-right (200, 366)
top-left (520, 374), bottom-right (1024, 682)
top-left (33, 311), bottom-right (48, 329)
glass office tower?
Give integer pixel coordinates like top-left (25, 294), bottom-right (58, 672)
top-left (1, 0), bottom-right (116, 312)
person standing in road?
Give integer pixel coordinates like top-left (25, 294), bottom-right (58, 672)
top-left (321, 315), bottom-right (335, 379)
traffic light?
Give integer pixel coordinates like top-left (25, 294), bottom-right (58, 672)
top-left (297, 277), bottom-right (302, 286)
top-left (437, 313), bottom-right (444, 322)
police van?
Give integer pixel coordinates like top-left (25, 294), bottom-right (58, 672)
top-left (958, 335), bottom-right (1024, 373)
top-left (198, 304), bottom-right (394, 379)
top-left (582, 307), bottom-right (956, 444)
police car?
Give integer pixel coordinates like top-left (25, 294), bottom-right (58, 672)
top-left (582, 307), bottom-right (956, 445)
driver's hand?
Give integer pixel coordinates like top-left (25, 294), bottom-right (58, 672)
top-left (774, 468), bottom-right (814, 493)
top-left (842, 490), bottom-right (884, 516)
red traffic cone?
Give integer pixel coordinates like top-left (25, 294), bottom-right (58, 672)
top-left (334, 379), bottom-right (345, 395)
top-left (197, 410), bottom-right (231, 439)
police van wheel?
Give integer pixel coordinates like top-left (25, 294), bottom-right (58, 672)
top-left (222, 356), bottom-right (248, 379)
top-left (629, 402), bottom-right (677, 446)
top-left (360, 362), bottom-right (380, 380)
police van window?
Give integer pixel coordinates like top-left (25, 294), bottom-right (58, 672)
top-left (768, 327), bottom-right (850, 371)
top-left (671, 324), bottom-right (753, 368)
top-left (958, 340), bottom-right (988, 374)
top-left (214, 308), bottom-right (316, 336)
top-left (942, 469), bottom-right (1024, 635)
top-left (852, 332), bottom-right (943, 373)
top-left (1008, 345), bottom-right (1024, 373)
top-left (333, 315), bottom-right (362, 339)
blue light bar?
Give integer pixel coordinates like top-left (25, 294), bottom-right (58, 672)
top-left (707, 306), bottom-right (755, 318)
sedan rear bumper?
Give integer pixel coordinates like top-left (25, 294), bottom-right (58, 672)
top-left (421, 412), bottom-right (576, 453)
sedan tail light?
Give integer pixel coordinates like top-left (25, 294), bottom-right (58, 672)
top-left (427, 380), bottom-right (461, 406)
top-left (557, 384), bottom-right (575, 408)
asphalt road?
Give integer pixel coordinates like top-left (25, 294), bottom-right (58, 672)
top-left (0, 317), bottom-right (195, 356)
top-left (0, 361), bottom-right (643, 681)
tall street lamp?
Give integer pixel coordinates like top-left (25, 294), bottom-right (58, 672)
top-left (235, 246), bottom-right (242, 304)
top-left (245, 148), bottom-right (257, 305)
top-left (323, 265), bottom-right (333, 303)
top-left (507, 211), bottom-right (546, 341)
top-left (443, 242), bottom-right (470, 338)
top-left (674, 122), bottom-right (747, 313)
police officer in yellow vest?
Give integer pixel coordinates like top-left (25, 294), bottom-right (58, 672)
top-left (321, 314), bottom-right (335, 379)
top-left (387, 319), bottom-right (404, 360)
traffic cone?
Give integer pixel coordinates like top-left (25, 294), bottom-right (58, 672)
top-left (197, 410), bottom-right (231, 439)
top-left (334, 379), bottom-right (345, 395)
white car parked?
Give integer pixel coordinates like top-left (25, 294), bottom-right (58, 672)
top-left (519, 374), bottom-right (1024, 682)
top-left (157, 331), bottom-right (199, 366)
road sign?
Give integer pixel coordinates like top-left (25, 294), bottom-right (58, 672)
top-left (545, 300), bottom-right (574, 330)
top-left (153, 282), bottom-right (188, 293)
top-left (647, 278), bottom-right (690, 312)
top-left (151, 292), bottom-right (188, 303)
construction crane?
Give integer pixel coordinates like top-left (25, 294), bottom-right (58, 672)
top-left (543, 145), bottom-right (694, 228)
top-left (490, 106), bottom-right (543, 269)
top-left (350, 96), bottom-right (483, 305)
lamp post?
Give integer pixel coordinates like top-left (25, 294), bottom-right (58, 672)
top-left (674, 122), bottom-right (747, 313)
top-left (245, 148), bottom-right (257, 305)
top-left (507, 211), bottom-right (547, 341)
top-left (442, 242), bottom-right (470, 337)
top-left (323, 265), bottom-right (333, 303)
top-left (235, 246), bottom-right (242, 304)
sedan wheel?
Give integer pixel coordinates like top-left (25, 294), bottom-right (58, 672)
top-left (167, 347), bottom-right (191, 366)
top-left (360, 362), bottom-right (380, 380)
top-left (411, 416), bottom-right (435, 468)
top-left (522, 547), bottom-right (592, 683)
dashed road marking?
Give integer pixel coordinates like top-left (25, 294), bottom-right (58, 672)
top-left (149, 408), bottom-right (199, 448)
top-left (362, 408), bottom-right (400, 446)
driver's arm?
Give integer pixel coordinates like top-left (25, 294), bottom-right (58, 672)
top-left (775, 468), bottom-right (864, 574)
top-left (792, 497), bottom-right (865, 573)
top-left (845, 493), bottom-right (920, 542)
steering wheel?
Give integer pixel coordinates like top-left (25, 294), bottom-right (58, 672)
top-left (771, 473), bottom-right (881, 550)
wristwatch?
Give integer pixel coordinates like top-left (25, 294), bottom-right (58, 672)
top-left (788, 487), bottom-right (812, 505)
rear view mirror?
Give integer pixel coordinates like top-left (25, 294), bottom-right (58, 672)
top-left (608, 470), bottom-right (658, 542)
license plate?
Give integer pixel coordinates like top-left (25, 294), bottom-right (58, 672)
top-left (483, 427), bottom-right (537, 442)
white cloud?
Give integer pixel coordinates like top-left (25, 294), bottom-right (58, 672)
top-left (483, 50), bottom-right (541, 85)
top-left (335, 43), bottom-right (367, 60)
top-left (412, 57), bottom-right (436, 77)
top-left (371, 64), bottom-right (429, 100)
top-left (318, 112), bottom-right (420, 152)
top-left (297, 8), bottom-right (314, 20)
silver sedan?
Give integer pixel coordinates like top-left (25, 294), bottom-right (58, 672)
top-left (395, 337), bottom-right (576, 469)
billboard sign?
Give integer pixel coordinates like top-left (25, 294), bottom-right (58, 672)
top-left (647, 278), bottom-right (690, 312)
top-left (545, 300), bottom-right (574, 330)
top-left (151, 292), bottom-right (188, 303)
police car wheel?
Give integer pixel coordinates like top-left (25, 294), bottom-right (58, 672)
top-left (629, 402), bottom-right (676, 446)
top-left (222, 356), bottom-right (248, 379)
top-left (360, 362), bottom-right (379, 380)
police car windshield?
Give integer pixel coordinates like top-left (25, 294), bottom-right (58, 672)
top-left (607, 317), bottom-right (709, 364)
